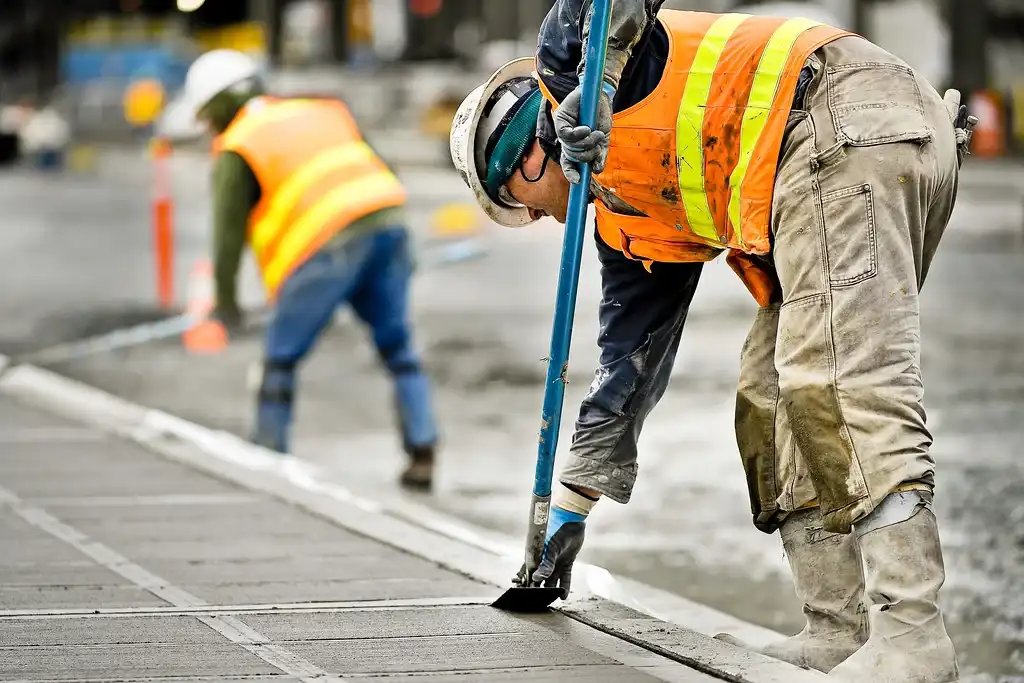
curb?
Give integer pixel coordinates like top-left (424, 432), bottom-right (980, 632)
top-left (0, 362), bottom-right (826, 683)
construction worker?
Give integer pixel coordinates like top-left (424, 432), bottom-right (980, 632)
top-left (180, 49), bottom-right (439, 490)
top-left (450, 3), bottom-right (976, 682)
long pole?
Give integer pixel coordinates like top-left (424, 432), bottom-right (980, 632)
top-left (520, 0), bottom-right (614, 584)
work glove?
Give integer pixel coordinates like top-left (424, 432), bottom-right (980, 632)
top-left (554, 83), bottom-right (615, 185)
top-left (525, 506), bottom-right (587, 599)
top-left (942, 88), bottom-right (979, 168)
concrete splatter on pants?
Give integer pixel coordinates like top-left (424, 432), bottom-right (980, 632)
top-left (736, 36), bottom-right (960, 535)
top-left (558, 231), bottom-right (703, 503)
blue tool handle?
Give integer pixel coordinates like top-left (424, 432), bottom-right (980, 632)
top-left (518, 0), bottom-right (614, 587)
top-left (533, 0), bottom-right (613, 500)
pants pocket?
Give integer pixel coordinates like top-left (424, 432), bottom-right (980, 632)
top-left (821, 183), bottom-right (877, 287)
top-left (826, 62), bottom-right (933, 146)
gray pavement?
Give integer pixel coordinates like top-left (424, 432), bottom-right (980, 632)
top-left (1, 151), bottom-right (1023, 682)
top-left (0, 392), bottom-right (745, 682)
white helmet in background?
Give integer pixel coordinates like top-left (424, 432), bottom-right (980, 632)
top-left (182, 49), bottom-right (262, 115)
top-left (450, 57), bottom-right (540, 228)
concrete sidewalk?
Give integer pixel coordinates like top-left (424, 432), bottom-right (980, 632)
top-left (0, 358), bottom-right (825, 683)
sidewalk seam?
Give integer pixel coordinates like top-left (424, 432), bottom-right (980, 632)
top-left (0, 362), bottom-right (827, 683)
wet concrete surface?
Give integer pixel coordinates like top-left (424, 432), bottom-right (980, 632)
top-left (1, 395), bottom-right (720, 682)
top-left (1, 154), bottom-right (1023, 681)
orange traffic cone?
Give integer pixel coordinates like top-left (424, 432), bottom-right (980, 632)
top-left (182, 258), bottom-right (228, 354)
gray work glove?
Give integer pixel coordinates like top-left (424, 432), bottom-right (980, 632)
top-left (554, 83), bottom-right (614, 185)
top-left (942, 88), bottom-right (978, 168)
top-left (515, 507), bottom-right (587, 599)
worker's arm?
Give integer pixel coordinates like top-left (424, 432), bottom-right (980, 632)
top-left (537, 0), bottom-right (666, 101)
top-left (578, 0), bottom-right (667, 88)
top-left (211, 150), bottom-right (258, 327)
top-left (539, 0), bottom-right (666, 183)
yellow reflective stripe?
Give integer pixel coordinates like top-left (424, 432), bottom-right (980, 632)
top-left (676, 13), bottom-right (748, 243)
top-left (262, 172), bottom-right (404, 288)
top-left (220, 100), bottom-right (312, 150)
top-left (250, 142), bottom-right (376, 253)
top-left (728, 17), bottom-right (822, 233)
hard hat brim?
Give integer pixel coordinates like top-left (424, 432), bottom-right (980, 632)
top-left (450, 57), bottom-right (539, 229)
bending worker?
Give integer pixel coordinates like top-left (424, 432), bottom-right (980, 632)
top-left (450, 3), bottom-right (975, 682)
top-left (180, 49), bottom-right (439, 490)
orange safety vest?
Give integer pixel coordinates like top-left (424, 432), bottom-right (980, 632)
top-left (214, 97), bottom-right (407, 298)
top-left (538, 11), bottom-right (851, 305)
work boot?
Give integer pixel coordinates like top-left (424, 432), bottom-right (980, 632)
top-left (828, 503), bottom-right (959, 683)
top-left (399, 445), bottom-right (434, 491)
top-left (716, 508), bottom-right (868, 672)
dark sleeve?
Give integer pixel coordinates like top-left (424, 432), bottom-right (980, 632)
top-left (536, 0), bottom-right (669, 111)
top-left (211, 151), bottom-right (259, 313)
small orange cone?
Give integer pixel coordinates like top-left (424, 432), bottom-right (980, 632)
top-left (182, 258), bottom-right (228, 354)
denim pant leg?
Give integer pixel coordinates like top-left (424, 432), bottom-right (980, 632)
top-left (255, 236), bottom-right (374, 453)
top-left (559, 230), bottom-right (703, 503)
top-left (350, 227), bottom-right (438, 451)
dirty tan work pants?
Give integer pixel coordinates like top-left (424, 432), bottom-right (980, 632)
top-left (736, 36), bottom-right (960, 535)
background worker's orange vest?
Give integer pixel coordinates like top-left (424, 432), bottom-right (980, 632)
top-left (539, 11), bottom-right (850, 305)
top-left (215, 97), bottom-right (407, 298)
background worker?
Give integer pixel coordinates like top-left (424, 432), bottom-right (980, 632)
top-left (450, 2), bottom-right (976, 681)
top-left (180, 49), bottom-right (439, 490)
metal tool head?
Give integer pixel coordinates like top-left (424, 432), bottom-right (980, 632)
top-left (491, 586), bottom-right (564, 613)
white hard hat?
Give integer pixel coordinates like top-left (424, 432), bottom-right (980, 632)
top-left (182, 49), bottom-right (262, 116)
top-left (450, 57), bottom-right (540, 228)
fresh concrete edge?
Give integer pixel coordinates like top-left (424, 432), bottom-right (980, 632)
top-left (0, 363), bottom-right (826, 683)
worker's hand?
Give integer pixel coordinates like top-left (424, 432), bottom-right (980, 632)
top-left (942, 88), bottom-right (978, 168)
top-left (554, 83), bottom-right (614, 185)
top-left (528, 506), bottom-right (587, 599)
top-left (212, 302), bottom-right (244, 331)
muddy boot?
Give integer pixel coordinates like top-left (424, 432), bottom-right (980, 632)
top-left (828, 494), bottom-right (959, 683)
top-left (399, 446), bottom-right (434, 491)
top-left (716, 508), bottom-right (868, 672)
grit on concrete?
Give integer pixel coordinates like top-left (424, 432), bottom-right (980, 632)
top-left (0, 394), bottom-right (735, 682)
top-left (1, 152), bottom-right (1022, 682)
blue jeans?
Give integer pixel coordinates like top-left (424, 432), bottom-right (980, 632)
top-left (558, 229), bottom-right (703, 503)
top-left (254, 226), bottom-right (438, 454)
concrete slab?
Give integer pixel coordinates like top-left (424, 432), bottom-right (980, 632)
top-left (369, 667), bottom-right (676, 682)
top-left (0, 643), bottom-right (279, 680)
top-left (285, 633), bottom-right (613, 674)
top-left (0, 367), bottom-right (829, 683)
top-left (86, 537), bottom-right (388, 562)
top-left (1, 561), bottom-right (145, 588)
top-left (131, 554), bottom-right (471, 585)
top-left (56, 506), bottom-right (390, 542)
top-left (0, 440), bottom-right (236, 499)
top-left (0, 615), bottom-right (225, 646)
top-left (0, 585), bottom-right (167, 610)
top-left (240, 605), bottom-right (536, 641)
top-left (0, 538), bottom-right (100, 565)
top-left (0, 397), bottom-right (80, 430)
top-left (179, 576), bottom-right (490, 605)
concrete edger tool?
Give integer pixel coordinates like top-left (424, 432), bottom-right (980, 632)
top-left (492, 0), bottom-right (614, 614)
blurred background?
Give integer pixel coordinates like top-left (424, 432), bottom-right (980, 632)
top-left (0, 0), bottom-right (1021, 159)
top-left (0, 2), bottom-right (1021, 683)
